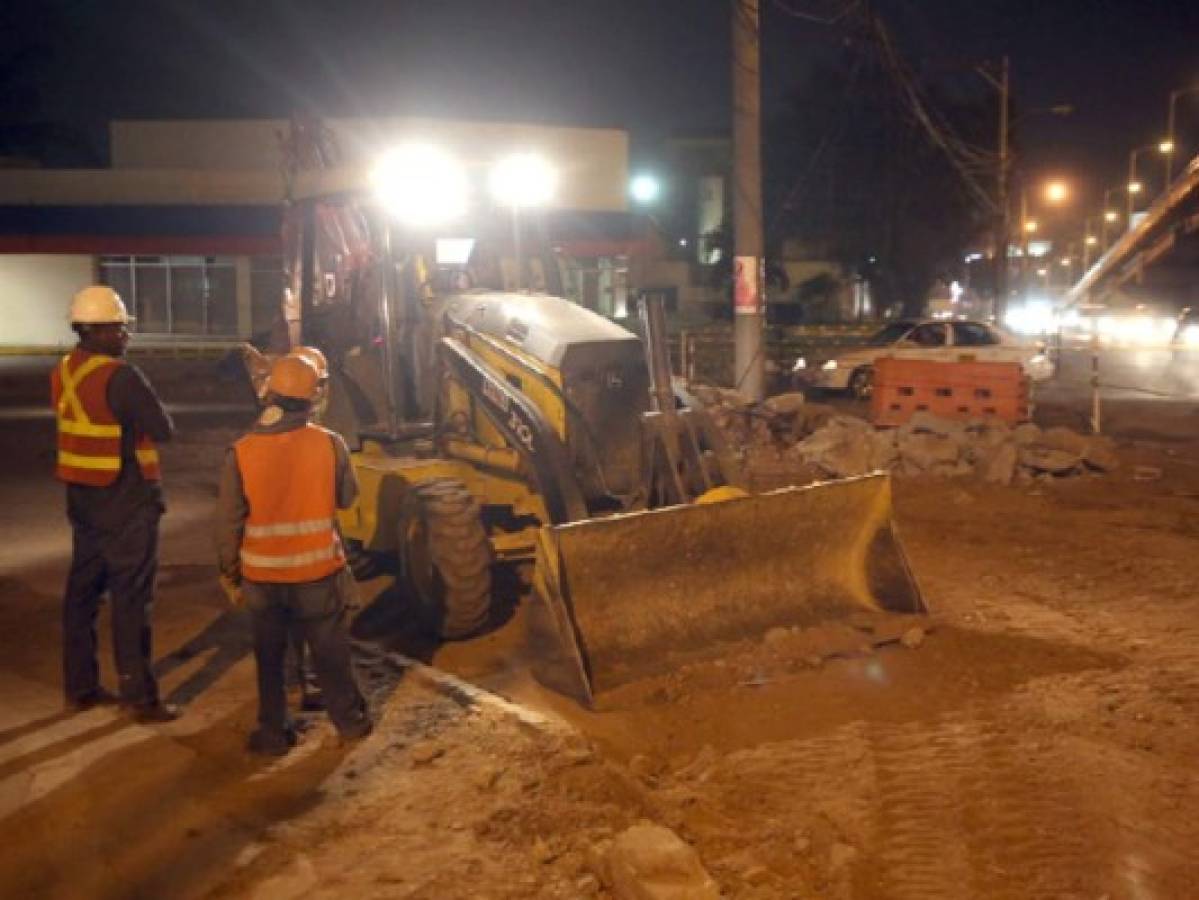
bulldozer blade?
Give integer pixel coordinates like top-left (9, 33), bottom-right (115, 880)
top-left (527, 473), bottom-right (924, 707)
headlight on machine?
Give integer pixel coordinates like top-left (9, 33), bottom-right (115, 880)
top-left (792, 357), bottom-right (807, 371)
top-left (821, 359), bottom-right (838, 371)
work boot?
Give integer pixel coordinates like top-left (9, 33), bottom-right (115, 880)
top-left (299, 689), bottom-right (325, 712)
top-left (66, 687), bottom-right (118, 713)
top-left (338, 715), bottom-right (373, 744)
top-left (127, 701), bottom-right (182, 723)
top-left (247, 725), bottom-right (299, 757)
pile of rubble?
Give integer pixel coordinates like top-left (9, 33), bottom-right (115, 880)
top-left (694, 387), bottom-right (1119, 486)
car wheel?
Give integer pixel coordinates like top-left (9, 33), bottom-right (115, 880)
top-left (849, 367), bottom-right (874, 401)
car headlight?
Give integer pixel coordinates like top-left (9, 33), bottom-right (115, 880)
top-left (821, 359), bottom-right (838, 371)
top-left (792, 357), bottom-right (807, 371)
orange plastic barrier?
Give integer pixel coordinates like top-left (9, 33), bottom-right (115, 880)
top-left (871, 357), bottom-right (1029, 426)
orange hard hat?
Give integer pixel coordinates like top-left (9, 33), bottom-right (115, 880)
top-left (289, 346), bottom-right (329, 381)
top-left (266, 355), bottom-right (319, 401)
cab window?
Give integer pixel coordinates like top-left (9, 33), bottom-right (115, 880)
top-left (952, 323), bottom-right (999, 346)
top-left (907, 324), bottom-right (947, 347)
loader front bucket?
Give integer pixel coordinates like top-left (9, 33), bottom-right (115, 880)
top-left (527, 473), bottom-right (924, 707)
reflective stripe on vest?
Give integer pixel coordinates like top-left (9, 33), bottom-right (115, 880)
top-left (234, 425), bottom-right (344, 583)
top-left (51, 351), bottom-right (161, 486)
top-left (240, 544), bottom-right (340, 569)
top-left (244, 517), bottom-right (336, 538)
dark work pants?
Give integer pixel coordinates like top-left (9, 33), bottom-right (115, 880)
top-left (243, 571), bottom-right (366, 738)
top-left (63, 509), bottom-right (161, 705)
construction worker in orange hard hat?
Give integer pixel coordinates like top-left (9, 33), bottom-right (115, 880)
top-left (216, 354), bottom-right (371, 755)
top-left (288, 346), bottom-right (330, 419)
top-left (54, 286), bottom-right (180, 722)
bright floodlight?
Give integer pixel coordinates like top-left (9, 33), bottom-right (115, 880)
top-left (370, 144), bottom-right (467, 227)
top-left (1128, 181), bottom-right (1143, 194)
top-left (1104, 210), bottom-right (1119, 222)
top-left (1023, 220), bottom-right (1038, 233)
top-left (1044, 181), bottom-right (1069, 204)
top-left (630, 174), bottom-right (660, 205)
top-left (489, 153), bottom-right (557, 208)
top-left (1085, 234), bottom-right (1098, 245)
top-left (1159, 139), bottom-right (1175, 154)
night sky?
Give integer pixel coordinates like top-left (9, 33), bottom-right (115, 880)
top-left (4, 0), bottom-right (1197, 209)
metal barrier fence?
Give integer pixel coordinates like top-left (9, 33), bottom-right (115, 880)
top-left (669, 326), bottom-right (875, 388)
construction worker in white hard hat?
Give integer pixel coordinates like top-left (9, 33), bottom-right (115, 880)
top-left (216, 354), bottom-right (371, 755)
top-left (52, 286), bottom-right (179, 722)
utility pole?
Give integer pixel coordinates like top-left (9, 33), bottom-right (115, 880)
top-left (731, 0), bottom-right (765, 400)
top-left (1082, 217), bottom-right (1096, 272)
top-left (993, 57), bottom-right (1010, 320)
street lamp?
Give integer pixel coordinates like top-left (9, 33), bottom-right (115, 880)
top-left (489, 152), bottom-right (557, 291)
top-left (1044, 181), bottom-right (1070, 204)
top-left (1082, 218), bottom-right (1099, 270)
top-left (1100, 186), bottom-right (1123, 250)
top-left (1017, 178), bottom-right (1069, 295)
top-left (1127, 143), bottom-right (1170, 223)
top-left (1165, 85), bottom-right (1199, 185)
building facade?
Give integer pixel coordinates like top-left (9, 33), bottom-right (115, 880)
top-left (0, 117), bottom-right (635, 348)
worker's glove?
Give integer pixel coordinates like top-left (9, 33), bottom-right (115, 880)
top-left (219, 574), bottom-right (245, 608)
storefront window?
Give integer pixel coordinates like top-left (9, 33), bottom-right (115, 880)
top-left (99, 255), bottom-right (238, 336)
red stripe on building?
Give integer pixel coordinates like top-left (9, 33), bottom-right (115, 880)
top-left (0, 234), bottom-right (282, 255)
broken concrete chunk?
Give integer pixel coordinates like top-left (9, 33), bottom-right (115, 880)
top-left (900, 627), bottom-right (926, 649)
top-left (1081, 436), bottom-right (1120, 472)
top-left (978, 442), bottom-right (1018, 485)
top-left (761, 391), bottom-right (807, 415)
top-left (972, 420), bottom-right (1013, 450)
top-left (1010, 422), bottom-right (1042, 445)
top-left (794, 424), bottom-right (874, 477)
top-left (1040, 426), bottom-right (1089, 455)
top-left (898, 433), bottom-right (960, 471)
top-left (606, 822), bottom-right (720, 900)
top-left (869, 432), bottom-right (900, 471)
top-left (1018, 445), bottom-right (1081, 475)
top-left (900, 411), bottom-right (969, 442)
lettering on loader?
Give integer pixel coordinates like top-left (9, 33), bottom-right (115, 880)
top-left (481, 378), bottom-right (510, 413)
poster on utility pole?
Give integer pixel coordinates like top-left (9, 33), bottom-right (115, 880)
top-left (733, 255), bottom-right (764, 315)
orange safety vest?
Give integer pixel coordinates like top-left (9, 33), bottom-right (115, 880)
top-left (233, 424), bottom-right (345, 583)
top-left (50, 349), bottom-right (161, 486)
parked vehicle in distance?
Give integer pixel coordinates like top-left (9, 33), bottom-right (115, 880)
top-left (792, 319), bottom-right (1055, 400)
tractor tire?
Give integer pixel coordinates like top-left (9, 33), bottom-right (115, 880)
top-left (398, 478), bottom-right (493, 639)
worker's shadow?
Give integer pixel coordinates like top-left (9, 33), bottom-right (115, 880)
top-left (154, 608), bottom-right (254, 706)
top-left (349, 565), bottom-right (523, 663)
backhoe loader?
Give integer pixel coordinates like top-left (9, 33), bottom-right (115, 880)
top-left (258, 125), bottom-right (925, 706)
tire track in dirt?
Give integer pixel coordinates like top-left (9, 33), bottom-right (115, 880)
top-left (860, 717), bottom-right (975, 899)
top-left (863, 710), bottom-right (1112, 900)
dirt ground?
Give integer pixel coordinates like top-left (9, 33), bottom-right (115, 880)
top-left (1, 368), bottom-right (1198, 898)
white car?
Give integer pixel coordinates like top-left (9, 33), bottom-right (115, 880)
top-left (792, 319), bottom-right (1055, 399)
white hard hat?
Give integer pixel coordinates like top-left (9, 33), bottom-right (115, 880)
top-left (70, 285), bottom-right (133, 325)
